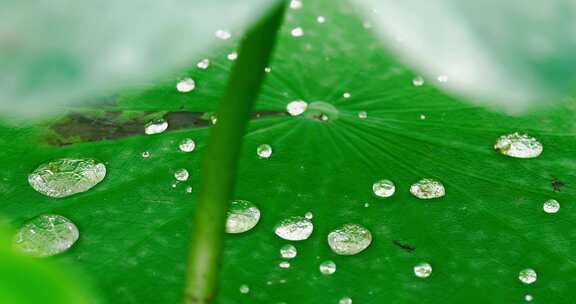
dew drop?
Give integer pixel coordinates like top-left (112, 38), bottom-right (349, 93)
top-left (343, 92), bottom-right (351, 99)
top-left (494, 132), bottom-right (543, 159)
top-left (141, 151), bottom-right (151, 158)
top-left (525, 294), bottom-right (533, 302)
top-left (317, 16), bottom-right (326, 23)
top-left (289, 0), bottom-right (302, 9)
top-left (319, 260), bottom-right (336, 275)
top-left (279, 261), bottom-right (291, 269)
top-left (239, 284), bottom-right (250, 294)
top-left (174, 168), bottom-right (189, 181)
top-left (327, 224), bottom-right (372, 255)
top-left (275, 216), bottom-right (313, 241)
top-left (437, 75), bottom-right (448, 82)
top-left (13, 214), bottom-right (79, 257)
top-left (197, 59), bottom-right (210, 69)
top-left (519, 268), bottom-right (537, 284)
top-left (227, 52), bottom-right (238, 61)
top-left (145, 118), bottom-right (168, 135)
top-left (264, 67), bottom-right (272, 73)
top-left (372, 179), bottom-right (395, 198)
top-left (412, 76), bottom-right (425, 86)
top-left (410, 178), bottom-right (445, 199)
top-left (185, 186), bottom-right (193, 193)
top-left (413, 262), bottom-right (432, 278)
top-left (280, 244), bottom-right (297, 259)
top-left (291, 27), bottom-right (304, 37)
top-left (287, 100), bottom-right (308, 116)
top-left (257, 144), bottom-right (272, 158)
top-left (420, 114), bottom-right (426, 120)
top-left (215, 30), bottom-right (231, 40)
top-left (179, 138), bottom-right (196, 153)
top-left (28, 158), bottom-right (106, 198)
top-left (304, 211), bottom-right (313, 219)
top-left (210, 115), bottom-right (218, 125)
top-left (176, 78), bottom-right (195, 93)
top-left (358, 111), bottom-right (367, 119)
top-left (339, 297), bottom-right (352, 304)
top-left (543, 199), bottom-right (560, 214)
top-left (226, 200), bottom-right (261, 234)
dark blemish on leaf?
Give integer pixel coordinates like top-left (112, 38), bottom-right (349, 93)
top-left (46, 110), bottom-right (285, 146)
top-left (393, 240), bottom-right (415, 252)
top-left (551, 177), bottom-right (565, 192)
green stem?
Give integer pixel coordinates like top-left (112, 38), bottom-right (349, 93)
top-left (184, 3), bottom-right (285, 304)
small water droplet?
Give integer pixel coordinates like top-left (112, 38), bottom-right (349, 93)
top-left (494, 132), bottom-right (543, 159)
top-left (264, 67), bottom-right (272, 73)
top-left (525, 294), bottom-right (533, 302)
top-left (358, 111), bottom-right (367, 119)
top-left (185, 186), bottom-right (193, 193)
top-left (257, 144), bottom-right (272, 158)
top-left (420, 114), bottom-right (426, 120)
top-left (339, 297), bottom-right (352, 304)
top-left (410, 178), bottom-right (445, 199)
top-left (543, 199), bottom-right (560, 213)
top-left (327, 224), bottom-right (372, 255)
top-left (215, 30), bottom-right (231, 40)
top-left (28, 158), bottom-right (106, 198)
top-left (414, 262), bottom-right (432, 278)
top-left (174, 168), bottom-right (189, 181)
top-left (319, 260), bottom-right (336, 275)
top-left (13, 214), bottom-right (79, 257)
top-left (304, 212), bottom-right (313, 219)
top-left (145, 118), bottom-right (168, 135)
top-left (289, 0), bottom-right (302, 9)
top-left (239, 284), bottom-right (250, 294)
top-left (226, 200), bottom-right (261, 234)
top-left (412, 76), bottom-right (424, 86)
top-left (141, 151), bottom-right (151, 158)
top-left (279, 261), bottom-right (291, 269)
top-left (291, 27), bottom-right (304, 37)
top-left (227, 52), bottom-right (238, 61)
top-left (372, 179), bottom-right (395, 198)
top-left (519, 268), bottom-right (537, 284)
top-left (437, 75), bottom-right (448, 82)
top-left (197, 59), bottom-right (210, 69)
top-left (280, 244), bottom-right (297, 259)
top-left (176, 78), bottom-right (195, 93)
top-left (210, 115), bottom-right (218, 125)
top-left (275, 216), bottom-right (313, 241)
top-left (287, 100), bottom-right (308, 116)
top-left (343, 92), bottom-right (351, 99)
top-left (179, 138), bottom-right (196, 153)
top-left (364, 202), bottom-right (370, 208)
top-left (317, 16), bottom-right (326, 23)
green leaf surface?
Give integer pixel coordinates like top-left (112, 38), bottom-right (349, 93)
top-left (2, 1), bottom-right (576, 303)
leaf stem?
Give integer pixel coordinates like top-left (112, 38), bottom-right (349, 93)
top-left (184, 3), bottom-right (285, 304)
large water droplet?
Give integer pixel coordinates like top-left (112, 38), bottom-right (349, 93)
top-left (145, 118), bottom-right (168, 135)
top-left (226, 200), bottom-right (261, 234)
top-left (414, 262), bottom-right (432, 278)
top-left (339, 297), bottom-right (352, 304)
top-left (327, 224), bottom-right (372, 255)
top-left (519, 268), bottom-right (537, 284)
top-left (28, 158), bottom-right (106, 198)
top-left (176, 78), bottom-right (195, 93)
top-left (320, 260), bottom-right (336, 275)
top-left (287, 100), bottom-right (308, 116)
top-left (280, 244), bottom-right (297, 259)
top-left (13, 214), bottom-right (79, 257)
top-left (179, 138), bottom-right (196, 153)
top-left (543, 199), bottom-right (560, 214)
top-left (410, 178), bottom-right (445, 199)
top-left (257, 144), bottom-right (272, 158)
top-left (372, 179), bottom-right (395, 198)
top-left (494, 133), bottom-right (543, 158)
top-left (275, 216), bottom-right (313, 241)
top-left (174, 168), bottom-right (189, 181)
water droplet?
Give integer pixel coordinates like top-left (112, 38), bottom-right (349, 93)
top-left (210, 115), bottom-right (218, 125)
top-left (257, 144), bottom-right (272, 158)
top-left (319, 260), bottom-right (336, 275)
top-left (420, 114), bottom-right (426, 120)
top-left (227, 52), bottom-right (238, 61)
top-left (339, 297), bottom-right (352, 304)
top-left (410, 178), bottom-right (445, 199)
top-left (287, 100), bottom-right (308, 116)
top-left (176, 78), bottom-right (195, 93)
top-left (185, 186), bottom-right (193, 193)
top-left (226, 200), bottom-right (261, 234)
top-left (372, 179), bottom-right (395, 198)
top-left (327, 224), bottom-right (372, 255)
top-left (291, 27), bottom-right (304, 37)
top-left (28, 158), bottom-right (106, 198)
top-left (304, 212), bottom-right (313, 220)
top-left (358, 111), bottom-right (367, 119)
top-left (280, 244), bottom-right (297, 259)
top-left (275, 216), bottom-right (313, 241)
top-left (525, 294), bottom-right (533, 302)
top-left (239, 284), bottom-right (250, 294)
top-left (343, 92), bottom-right (351, 99)
top-left (197, 59), bottom-right (210, 69)
top-left (215, 30), bottom-right (231, 40)
top-left (264, 67), bottom-right (272, 73)
top-left (141, 151), bottom-right (151, 158)
top-left (145, 118), bottom-right (168, 135)
top-left (543, 199), bottom-right (560, 214)
top-left (279, 261), bottom-right (291, 269)
top-left (412, 76), bottom-right (424, 86)
top-left (13, 214), bottom-right (79, 257)
top-left (413, 262), bottom-right (432, 278)
top-left (363, 202), bottom-right (370, 208)
top-left (289, 0), bottom-right (302, 9)
top-left (519, 268), bottom-right (537, 284)
top-left (317, 16), bottom-right (326, 23)
top-left (494, 132), bottom-right (543, 159)
top-left (173, 169), bottom-right (189, 182)
top-left (437, 75), bottom-right (448, 82)
top-left (179, 138), bottom-right (196, 153)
